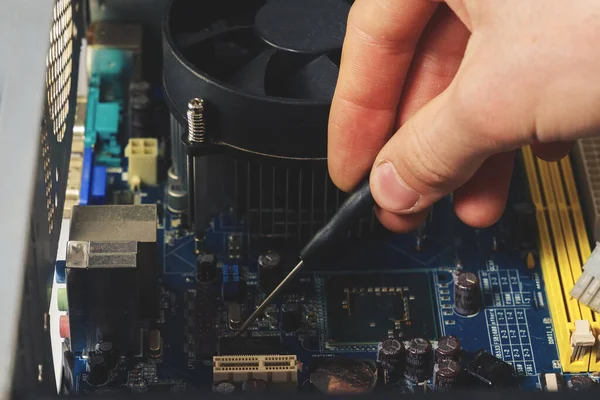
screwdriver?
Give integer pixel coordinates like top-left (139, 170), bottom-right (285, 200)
top-left (237, 179), bottom-right (374, 334)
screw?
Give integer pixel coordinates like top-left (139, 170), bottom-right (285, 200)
top-left (187, 98), bottom-right (205, 144)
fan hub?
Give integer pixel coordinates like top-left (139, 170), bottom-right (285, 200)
top-left (255, 0), bottom-right (351, 54)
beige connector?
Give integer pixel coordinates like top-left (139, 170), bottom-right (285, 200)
top-left (125, 138), bottom-right (158, 189)
top-left (213, 355), bottom-right (298, 383)
top-left (571, 320), bottom-right (596, 362)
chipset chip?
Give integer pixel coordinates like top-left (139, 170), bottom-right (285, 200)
top-left (318, 272), bottom-right (438, 347)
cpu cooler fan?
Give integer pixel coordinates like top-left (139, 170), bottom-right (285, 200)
top-left (163, 0), bottom-right (351, 159)
top-left (163, 0), bottom-right (370, 240)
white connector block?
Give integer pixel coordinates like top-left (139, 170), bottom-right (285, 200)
top-left (571, 242), bottom-right (600, 312)
top-left (125, 138), bottom-right (158, 190)
top-left (570, 320), bottom-right (595, 361)
top-left (544, 373), bottom-right (559, 392)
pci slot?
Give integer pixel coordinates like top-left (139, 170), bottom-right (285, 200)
top-left (213, 355), bottom-right (298, 383)
top-left (522, 147), bottom-right (597, 372)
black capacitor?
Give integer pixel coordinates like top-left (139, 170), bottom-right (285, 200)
top-left (96, 341), bottom-right (117, 370)
top-left (148, 329), bottom-right (163, 358)
top-left (197, 252), bottom-right (217, 283)
top-left (435, 336), bottom-right (461, 363)
top-left (568, 376), bottom-right (596, 391)
top-left (433, 360), bottom-right (461, 392)
top-left (213, 380), bottom-right (236, 395)
top-left (378, 339), bottom-right (405, 370)
top-left (281, 303), bottom-right (302, 333)
top-left (242, 379), bottom-right (268, 393)
top-left (453, 272), bottom-right (482, 316)
top-left (86, 354), bottom-right (109, 386)
top-left (258, 251), bottom-right (281, 295)
top-left (404, 366), bottom-right (430, 383)
top-left (405, 337), bottom-right (432, 368)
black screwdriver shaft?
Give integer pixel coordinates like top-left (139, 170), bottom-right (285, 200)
top-left (299, 179), bottom-right (373, 262)
top-left (237, 179), bottom-right (373, 334)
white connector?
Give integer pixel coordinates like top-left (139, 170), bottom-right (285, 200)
top-left (544, 373), bottom-right (560, 392)
top-left (125, 138), bottom-right (158, 190)
top-left (571, 242), bottom-right (600, 312)
top-left (570, 320), bottom-right (595, 361)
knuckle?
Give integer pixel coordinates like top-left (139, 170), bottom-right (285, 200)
top-left (399, 124), bottom-right (458, 193)
top-left (450, 68), bottom-right (521, 151)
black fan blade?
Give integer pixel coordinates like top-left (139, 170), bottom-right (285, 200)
top-left (178, 26), bottom-right (262, 82)
top-left (228, 49), bottom-right (276, 96)
top-left (175, 31), bottom-right (223, 52)
top-left (255, 0), bottom-right (350, 54)
top-left (265, 53), bottom-right (339, 100)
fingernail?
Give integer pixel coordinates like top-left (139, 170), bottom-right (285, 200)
top-left (371, 161), bottom-right (421, 213)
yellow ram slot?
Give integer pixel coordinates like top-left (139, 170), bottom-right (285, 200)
top-left (548, 162), bottom-right (591, 321)
top-left (522, 148), bottom-right (580, 371)
top-left (560, 158), bottom-right (592, 264)
top-left (558, 158), bottom-right (600, 369)
top-left (536, 159), bottom-right (583, 321)
top-left (523, 147), bottom-right (593, 372)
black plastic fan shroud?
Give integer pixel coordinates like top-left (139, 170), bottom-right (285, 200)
top-left (162, 0), bottom-right (352, 160)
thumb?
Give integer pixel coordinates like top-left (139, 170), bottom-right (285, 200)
top-left (369, 79), bottom-right (523, 215)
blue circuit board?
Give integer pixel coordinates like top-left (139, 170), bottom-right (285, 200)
top-left (71, 161), bottom-right (563, 393)
top-left (66, 47), bottom-right (576, 394)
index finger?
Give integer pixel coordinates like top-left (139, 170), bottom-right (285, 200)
top-left (328, 0), bottom-right (438, 192)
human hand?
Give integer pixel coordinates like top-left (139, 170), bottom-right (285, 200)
top-left (328, 0), bottom-right (600, 232)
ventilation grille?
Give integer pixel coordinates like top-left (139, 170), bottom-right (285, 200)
top-left (46, 0), bottom-right (74, 143)
top-left (42, 0), bottom-right (74, 233)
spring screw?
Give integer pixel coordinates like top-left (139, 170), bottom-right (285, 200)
top-left (187, 98), bottom-right (205, 144)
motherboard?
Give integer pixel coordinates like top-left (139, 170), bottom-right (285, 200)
top-left (52, 11), bottom-right (600, 397)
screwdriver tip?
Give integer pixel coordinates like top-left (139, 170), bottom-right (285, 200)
top-left (237, 259), bottom-right (305, 334)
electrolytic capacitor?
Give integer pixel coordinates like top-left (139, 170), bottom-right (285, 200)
top-left (148, 329), bottom-right (162, 359)
top-left (197, 252), bottom-right (217, 283)
top-left (435, 336), bottom-right (461, 363)
top-left (213, 380), bottom-right (236, 395)
top-left (433, 360), bottom-right (461, 392)
top-left (97, 341), bottom-right (117, 370)
top-left (228, 303), bottom-right (242, 331)
top-left (281, 303), bottom-right (302, 333)
top-left (453, 272), bottom-right (482, 316)
top-left (87, 354), bottom-right (109, 386)
top-left (405, 338), bottom-right (432, 368)
top-left (404, 366), bottom-right (429, 383)
top-left (568, 375), bottom-right (596, 391)
top-left (404, 338), bottom-right (432, 383)
top-left (378, 339), bottom-right (405, 371)
top-left (258, 250), bottom-right (281, 295)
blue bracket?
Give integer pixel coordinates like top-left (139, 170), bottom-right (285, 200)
top-left (91, 166), bottom-right (107, 205)
top-left (79, 147), bottom-right (94, 205)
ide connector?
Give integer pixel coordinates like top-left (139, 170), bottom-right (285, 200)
top-left (570, 320), bottom-right (596, 362)
top-left (213, 355), bottom-right (298, 383)
top-left (571, 243), bottom-right (600, 312)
